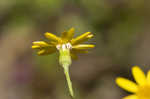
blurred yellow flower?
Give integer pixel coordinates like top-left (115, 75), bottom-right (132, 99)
top-left (116, 66), bottom-right (150, 99)
top-left (32, 27), bottom-right (95, 59)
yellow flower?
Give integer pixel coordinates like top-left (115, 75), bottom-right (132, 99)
top-left (116, 66), bottom-right (150, 99)
top-left (32, 27), bottom-right (95, 97)
top-left (32, 27), bottom-right (95, 59)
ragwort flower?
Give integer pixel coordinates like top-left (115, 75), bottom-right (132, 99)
top-left (116, 66), bottom-right (150, 99)
top-left (32, 27), bottom-right (94, 59)
top-left (32, 27), bottom-right (95, 97)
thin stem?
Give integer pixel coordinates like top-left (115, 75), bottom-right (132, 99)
top-left (59, 48), bottom-right (74, 98)
top-left (63, 65), bottom-right (74, 98)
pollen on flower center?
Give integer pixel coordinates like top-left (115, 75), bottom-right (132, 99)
top-left (56, 43), bottom-right (72, 51)
top-left (137, 84), bottom-right (150, 99)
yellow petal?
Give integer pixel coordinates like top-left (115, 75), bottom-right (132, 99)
top-left (72, 44), bottom-right (95, 50)
top-left (37, 50), bottom-right (45, 55)
top-left (61, 31), bottom-right (67, 40)
top-left (71, 49), bottom-right (88, 54)
top-left (147, 70), bottom-right (150, 84)
top-left (45, 32), bottom-right (61, 42)
top-left (49, 41), bottom-right (57, 45)
top-left (61, 27), bottom-right (75, 40)
top-left (71, 32), bottom-right (93, 45)
top-left (123, 95), bottom-right (137, 99)
top-left (32, 45), bottom-right (40, 49)
top-left (37, 49), bottom-right (56, 55)
top-left (132, 66), bottom-right (146, 85)
top-left (116, 77), bottom-right (138, 93)
top-left (32, 41), bottom-right (49, 47)
top-left (67, 27), bottom-right (75, 40)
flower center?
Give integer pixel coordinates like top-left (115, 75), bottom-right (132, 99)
top-left (137, 84), bottom-right (150, 99)
top-left (56, 43), bottom-right (72, 51)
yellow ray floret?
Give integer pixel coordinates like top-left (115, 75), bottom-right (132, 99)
top-left (123, 95), bottom-right (137, 99)
top-left (116, 66), bottom-right (150, 99)
top-left (45, 32), bottom-right (61, 42)
top-left (61, 27), bottom-right (75, 41)
top-left (32, 45), bottom-right (40, 49)
top-left (32, 27), bottom-right (94, 57)
top-left (132, 66), bottom-right (147, 85)
top-left (116, 77), bottom-right (138, 93)
top-left (71, 32), bottom-right (93, 45)
top-left (71, 49), bottom-right (88, 54)
top-left (147, 70), bottom-right (150, 83)
top-left (32, 41), bottom-right (49, 47)
top-left (37, 48), bottom-right (56, 55)
top-left (72, 44), bottom-right (95, 50)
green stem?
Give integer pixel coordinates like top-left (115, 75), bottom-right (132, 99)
top-left (59, 49), bottom-right (74, 98)
top-left (63, 65), bottom-right (74, 98)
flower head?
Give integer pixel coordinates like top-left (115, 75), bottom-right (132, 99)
top-left (116, 66), bottom-right (150, 99)
top-left (32, 27), bottom-right (95, 97)
top-left (32, 27), bottom-right (95, 59)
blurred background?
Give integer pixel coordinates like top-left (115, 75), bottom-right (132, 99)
top-left (0, 0), bottom-right (150, 99)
